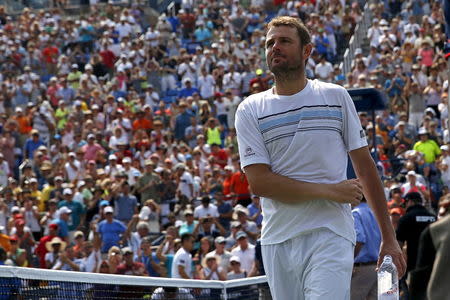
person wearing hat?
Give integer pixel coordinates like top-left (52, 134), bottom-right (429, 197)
top-left (111, 180), bottom-right (137, 224)
top-left (403, 79), bottom-right (426, 130)
top-left (234, 205), bottom-right (258, 244)
top-left (178, 209), bottom-right (197, 236)
top-left (44, 236), bottom-right (67, 269)
top-left (200, 252), bottom-right (226, 281)
top-left (97, 206), bottom-right (127, 253)
top-left (207, 236), bottom-right (232, 272)
top-left (151, 286), bottom-right (194, 300)
top-left (413, 128), bottom-right (441, 163)
top-left (227, 255), bottom-right (247, 280)
top-left (35, 223), bottom-right (59, 268)
top-left (230, 231), bottom-right (255, 273)
top-left (174, 100), bottom-right (194, 142)
top-left (120, 156), bottom-right (140, 186)
top-left (174, 163), bottom-right (194, 199)
top-left (387, 186), bottom-right (406, 216)
top-left (396, 192), bottom-right (436, 281)
top-left (58, 188), bottom-right (85, 237)
top-left (116, 246), bottom-right (148, 276)
top-left (401, 171), bottom-right (430, 202)
top-left (23, 129), bottom-right (45, 159)
top-left (81, 133), bottom-right (105, 162)
top-left (368, 18), bottom-right (382, 48)
top-left (104, 154), bottom-right (124, 178)
top-left (51, 206), bottom-right (72, 242)
top-left (135, 159), bottom-right (161, 205)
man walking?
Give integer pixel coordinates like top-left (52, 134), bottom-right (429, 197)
top-left (235, 16), bottom-right (405, 299)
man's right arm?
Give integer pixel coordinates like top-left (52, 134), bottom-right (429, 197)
top-left (244, 164), bottom-right (362, 205)
top-left (178, 265), bottom-right (190, 279)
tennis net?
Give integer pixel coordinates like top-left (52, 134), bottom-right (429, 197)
top-left (0, 265), bottom-right (271, 300)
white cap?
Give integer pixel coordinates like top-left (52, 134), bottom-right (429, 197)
top-left (122, 157), bottom-right (132, 164)
top-left (407, 170), bottom-right (417, 177)
top-left (71, 64), bottom-right (78, 68)
top-left (104, 206), bottom-right (114, 214)
top-left (108, 154), bottom-right (117, 160)
top-left (139, 206), bottom-right (151, 220)
top-left (11, 206), bottom-right (20, 213)
top-left (59, 206), bottom-right (72, 214)
top-left (175, 220), bottom-right (184, 227)
top-left (63, 188), bottom-right (72, 195)
top-left (441, 145), bottom-right (449, 151)
top-left (355, 48), bottom-right (362, 55)
top-left (85, 64), bottom-right (93, 70)
top-left (77, 180), bottom-right (85, 188)
top-left (230, 256), bottom-right (241, 263)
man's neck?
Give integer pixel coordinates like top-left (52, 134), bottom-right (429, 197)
top-left (273, 76), bottom-right (308, 96)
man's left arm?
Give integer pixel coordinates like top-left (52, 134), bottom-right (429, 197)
top-left (350, 146), bottom-right (406, 277)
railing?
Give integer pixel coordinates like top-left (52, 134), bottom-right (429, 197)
top-left (340, 1), bottom-right (374, 78)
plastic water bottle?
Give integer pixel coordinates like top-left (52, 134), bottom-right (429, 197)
top-left (377, 255), bottom-right (399, 300)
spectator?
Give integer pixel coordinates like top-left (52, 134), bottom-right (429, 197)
top-left (172, 233), bottom-right (195, 279)
top-left (97, 206), bottom-right (127, 253)
top-left (230, 231), bottom-right (255, 273)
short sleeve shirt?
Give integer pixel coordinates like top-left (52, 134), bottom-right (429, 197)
top-left (235, 80), bottom-right (367, 246)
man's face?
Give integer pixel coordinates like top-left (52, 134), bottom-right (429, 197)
top-left (184, 237), bottom-right (194, 251)
top-left (265, 25), bottom-right (310, 78)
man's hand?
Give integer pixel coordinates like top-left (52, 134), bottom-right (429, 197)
top-left (329, 179), bottom-right (363, 206)
top-left (377, 239), bottom-right (407, 279)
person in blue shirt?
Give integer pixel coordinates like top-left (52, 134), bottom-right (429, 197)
top-left (174, 101), bottom-right (194, 142)
top-left (51, 206), bottom-right (71, 241)
top-left (113, 181), bottom-right (138, 224)
top-left (97, 206), bottom-right (127, 253)
top-left (194, 23), bottom-right (212, 46)
top-left (350, 197), bottom-right (381, 300)
top-left (136, 237), bottom-right (161, 277)
top-left (314, 28), bottom-right (330, 58)
top-left (178, 78), bottom-right (199, 98)
top-left (58, 188), bottom-right (85, 232)
top-left (247, 195), bottom-right (263, 227)
top-left (384, 67), bottom-right (405, 100)
top-left (24, 130), bottom-right (45, 159)
top-left (215, 190), bottom-right (233, 232)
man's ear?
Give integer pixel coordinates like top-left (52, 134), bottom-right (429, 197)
top-left (303, 43), bottom-right (313, 59)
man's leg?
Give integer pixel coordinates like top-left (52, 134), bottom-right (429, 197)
top-left (262, 240), bottom-right (304, 300)
top-left (302, 229), bottom-right (354, 300)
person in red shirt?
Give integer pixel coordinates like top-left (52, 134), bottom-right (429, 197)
top-left (230, 169), bottom-right (251, 207)
top-left (210, 143), bottom-right (228, 169)
top-left (179, 9), bottom-right (196, 38)
top-left (132, 109), bottom-right (153, 132)
top-left (116, 247), bottom-right (148, 276)
top-left (387, 186), bottom-right (406, 216)
top-left (99, 44), bottom-right (116, 75)
top-left (222, 166), bottom-right (234, 199)
top-left (41, 41), bottom-right (59, 75)
top-left (34, 223), bottom-right (58, 268)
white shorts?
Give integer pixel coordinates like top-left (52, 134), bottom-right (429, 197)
top-left (262, 228), bottom-right (354, 300)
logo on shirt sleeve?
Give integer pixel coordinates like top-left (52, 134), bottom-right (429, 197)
top-left (360, 130), bottom-right (365, 139)
top-left (244, 146), bottom-right (255, 158)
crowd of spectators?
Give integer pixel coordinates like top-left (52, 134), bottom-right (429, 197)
top-left (0, 0), bottom-right (447, 295)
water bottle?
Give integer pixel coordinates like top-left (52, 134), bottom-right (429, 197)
top-left (377, 255), bottom-right (399, 300)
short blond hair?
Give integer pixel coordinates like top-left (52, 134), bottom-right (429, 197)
top-left (266, 16), bottom-right (311, 47)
